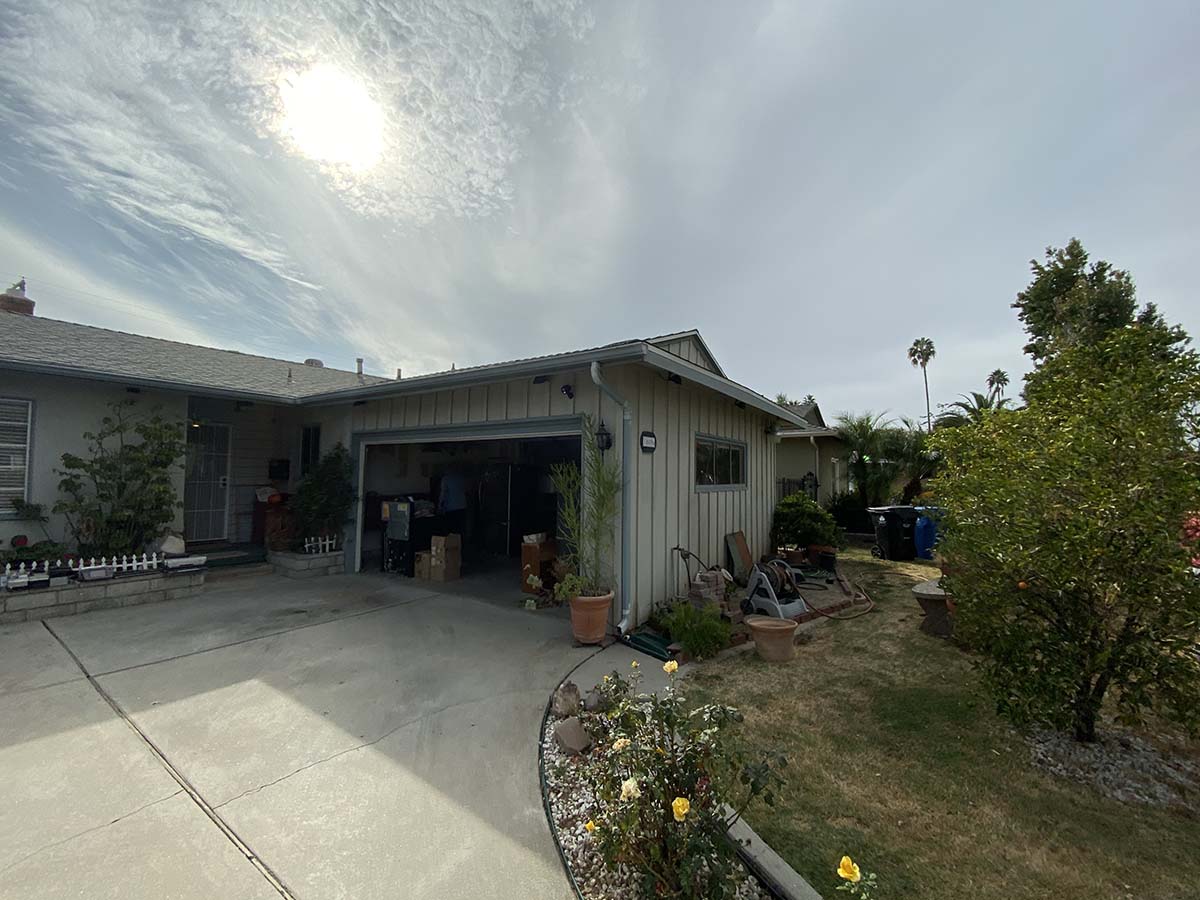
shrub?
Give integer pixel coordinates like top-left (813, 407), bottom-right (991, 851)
top-left (931, 323), bottom-right (1200, 742)
top-left (54, 400), bottom-right (184, 558)
top-left (663, 602), bottom-right (731, 660)
top-left (579, 662), bottom-right (786, 899)
top-left (771, 492), bottom-right (842, 549)
top-left (550, 415), bottom-right (622, 599)
top-left (292, 444), bottom-right (355, 539)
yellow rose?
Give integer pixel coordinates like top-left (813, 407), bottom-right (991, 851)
top-left (837, 856), bottom-right (861, 883)
top-left (662, 660), bottom-right (679, 674)
top-left (671, 797), bottom-right (691, 822)
top-left (584, 820), bottom-right (596, 833)
top-left (630, 660), bottom-right (639, 669)
top-left (611, 738), bottom-right (631, 752)
top-left (619, 778), bottom-right (641, 801)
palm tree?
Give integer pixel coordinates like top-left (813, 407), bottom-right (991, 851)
top-left (986, 368), bottom-right (1010, 401)
top-left (836, 411), bottom-right (897, 508)
top-left (885, 417), bottom-right (938, 503)
top-left (907, 337), bottom-right (936, 433)
top-left (936, 391), bottom-right (1014, 428)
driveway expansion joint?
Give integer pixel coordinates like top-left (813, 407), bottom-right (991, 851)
top-left (41, 621), bottom-right (300, 900)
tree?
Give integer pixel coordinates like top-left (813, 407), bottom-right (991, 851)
top-left (775, 392), bottom-right (791, 405)
top-left (55, 400), bottom-right (184, 558)
top-left (935, 391), bottom-right (1014, 429)
top-left (884, 418), bottom-right (938, 503)
top-left (835, 411), bottom-right (898, 508)
top-left (292, 444), bottom-right (355, 539)
top-left (1011, 239), bottom-right (1181, 364)
top-left (986, 368), bottom-right (1009, 400)
top-left (931, 323), bottom-right (1200, 742)
top-left (907, 337), bottom-right (936, 432)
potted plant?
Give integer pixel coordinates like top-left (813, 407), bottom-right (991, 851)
top-left (771, 492), bottom-right (843, 563)
top-left (550, 416), bottom-right (622, 644)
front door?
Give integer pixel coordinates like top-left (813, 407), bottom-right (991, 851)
top-left (184, 423), bottom-right (231, 542)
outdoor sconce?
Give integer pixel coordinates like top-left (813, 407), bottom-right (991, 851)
top-left (561, 384), bottom-right (575, 400)
top-left (595, 420), bottom-right (613, 453)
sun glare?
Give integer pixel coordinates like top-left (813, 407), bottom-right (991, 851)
top-left (278, 64), bottom-right (384, 172)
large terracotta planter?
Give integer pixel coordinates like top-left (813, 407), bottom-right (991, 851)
top-left (569, 592), bottom-right (613, 644)
top-left (745, 615), bottom-right (799, 662)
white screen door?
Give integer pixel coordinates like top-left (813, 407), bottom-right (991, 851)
top-left (184, 423), bottom-right (231, 542)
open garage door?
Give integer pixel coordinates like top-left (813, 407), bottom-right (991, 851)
top-left (354, 424), bottom-right (582, 591)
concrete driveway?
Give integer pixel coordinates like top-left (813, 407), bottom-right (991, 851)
top-left (0, 570), bottom-right (599, 900)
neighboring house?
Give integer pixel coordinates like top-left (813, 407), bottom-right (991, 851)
top-left (0, 283), bottom-right (804, 629)
top-left (775, 399), bottom-right (849, 505)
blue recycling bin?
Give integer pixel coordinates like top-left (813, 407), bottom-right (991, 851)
top-left (913, 507), bottom-right (941, 560)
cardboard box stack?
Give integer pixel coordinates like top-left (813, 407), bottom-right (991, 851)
top-left (430, 534), bottom-right (462, 582)
top-left (414, 551), bottom-right (431, 580)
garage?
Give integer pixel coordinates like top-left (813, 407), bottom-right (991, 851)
top-left (355, 425), bottom-right (583, 592)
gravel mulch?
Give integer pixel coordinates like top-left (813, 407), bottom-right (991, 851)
top-left (1027, 726), bottom-right (1200, 811)
top-left (540, 707), bottom-right (771, 900)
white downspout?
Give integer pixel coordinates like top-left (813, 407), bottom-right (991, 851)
top-left (590, 361), bottom-right (634, 635)
top-left (810, 434), bottom-right (820, 502)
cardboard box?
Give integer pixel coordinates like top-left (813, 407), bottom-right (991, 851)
top-left (430, 551), bottom-right (461, 582)
top-left (431, 533), bottom-right (462, 554)
top-left (414, 551), bottom-right (431, 580)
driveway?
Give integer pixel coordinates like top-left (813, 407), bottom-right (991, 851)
top-left (0, 570), bottom-right (599, 900)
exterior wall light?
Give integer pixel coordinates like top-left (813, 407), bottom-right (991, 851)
top-left (595, 420), bottom-right (613, 453)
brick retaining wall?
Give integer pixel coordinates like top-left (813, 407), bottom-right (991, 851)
top-left (268, 550), bottom-right (345, 579)
top-left (0, 570), bottom-right (207, 625)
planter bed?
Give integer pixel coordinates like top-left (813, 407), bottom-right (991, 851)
top-left (0, 569), bottom-right (206, 625)
top-left (267, 549), bottom-right (345, 579)
top-left (540, 699), bottom-right (771, 900)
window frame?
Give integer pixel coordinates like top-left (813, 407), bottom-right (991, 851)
top-left (694, 433), bottom-right (747, 492)
top-left (300, 423), bottom-right (322, 477)
top-left (0, 397), bottom-right (34, 517)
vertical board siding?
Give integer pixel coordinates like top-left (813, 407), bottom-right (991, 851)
top-left (341, 362), bottom-right (777, 629)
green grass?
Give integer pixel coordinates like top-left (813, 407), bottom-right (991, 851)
top-left (688, 547), bottom-right (1200, 900)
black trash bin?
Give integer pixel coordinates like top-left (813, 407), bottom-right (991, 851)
top-left (868, 506), bottom-right (921, 560)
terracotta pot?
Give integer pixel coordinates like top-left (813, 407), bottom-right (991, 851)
top-left (745, 615), bottom-right (799, 662)
top-left (569, 592), bottom-right (613, 644)
top-left (784, 549), bottom-right (807, 567)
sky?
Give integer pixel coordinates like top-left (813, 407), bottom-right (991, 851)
top-left (1, 0), bottom-right (1197, 424)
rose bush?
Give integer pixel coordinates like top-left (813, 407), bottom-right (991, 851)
top-left (575, 661), bottom-right (786, 899)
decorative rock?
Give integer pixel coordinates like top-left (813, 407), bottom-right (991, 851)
top-left (551, 681), bottom-right (582, 717)
top-left (553, 716), bottom-right (592, 755)
top-left (583, 688), bottom-right (611, 714)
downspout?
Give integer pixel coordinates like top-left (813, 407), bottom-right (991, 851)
top-left (590, 361), bottom-right (634, 635)
top-left (810, 434), bottom-right (820, 502)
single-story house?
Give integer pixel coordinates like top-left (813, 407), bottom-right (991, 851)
top-left (775, 399), bottom-right (849, 504)
top-left (0, 283), bottom-right (805, 629)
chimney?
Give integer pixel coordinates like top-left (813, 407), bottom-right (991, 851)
top-left (395, 367), bottom-right (402, 380)
top-left (0, 277), bottom-right (34, 315)
top-left (356, 358), bottom-right (364, 382)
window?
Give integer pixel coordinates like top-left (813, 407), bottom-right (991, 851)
top-left (695, 435), bottom-right (745, 488)
top-left (300, 424), bottom-right (321, 476)
top-left (0, 399), bottom-right (32, 514)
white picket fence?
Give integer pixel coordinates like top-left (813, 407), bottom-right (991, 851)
top-left (303, 536), bottom-right (339, 554)
top-left (2, 553), bottom-right (163, 585)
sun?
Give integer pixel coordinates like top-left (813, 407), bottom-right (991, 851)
top-left (278, 64), bottom-right (384, 172)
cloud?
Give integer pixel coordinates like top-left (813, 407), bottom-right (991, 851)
top-left (0, 0), bottom-right (1196, 418)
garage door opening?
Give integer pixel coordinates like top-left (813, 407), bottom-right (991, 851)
top-left (358, 435), bottom-right (581, 591)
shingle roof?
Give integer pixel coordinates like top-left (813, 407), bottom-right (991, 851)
top-left (0, 310), bottom-right (390, 400)
top-left (0, 310), bottom-right (809, 426)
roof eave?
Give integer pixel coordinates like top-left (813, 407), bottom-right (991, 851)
top-left (0, 360), bottom-right (304, 404)
top-left (297, 342), bottom-right (648, 405)
top-left (641, 346), bottom-right (808, 427)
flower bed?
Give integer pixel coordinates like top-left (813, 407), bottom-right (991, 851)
top-left (540, 661), bottom-right (781, 899)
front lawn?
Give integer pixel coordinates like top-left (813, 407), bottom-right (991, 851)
top-left (687, 547), bottom-right (1200, 899)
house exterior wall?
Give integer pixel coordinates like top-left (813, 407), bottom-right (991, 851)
top-left (776, 434), bottom-right (849, 505)
top-left (186, 397), bottom-right (295, 543)
top-left (340, 362), bottom-right (778, 626)
top-left (0, 370), bottom-right (187, 547)
top-left (653, 336), bottom-right (721, 374)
